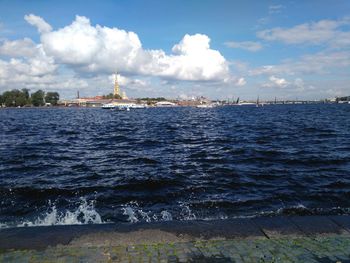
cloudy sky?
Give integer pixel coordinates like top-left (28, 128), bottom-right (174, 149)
top-left (0, 0), bottom-right (349, 100)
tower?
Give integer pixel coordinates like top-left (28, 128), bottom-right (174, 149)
top-left (113, 73), bottom-right (120, 97)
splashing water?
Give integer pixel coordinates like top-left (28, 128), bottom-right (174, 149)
top-left (121, 201), bottom-right (194, 223)
top-left (122, 206), bottom-right (139, 223)
top-left (179, 203), bottom-right (197, 220)
top-left (161, 210), bottom-right (173, 221)
top-left (18, 199), bottom-right (103, 227)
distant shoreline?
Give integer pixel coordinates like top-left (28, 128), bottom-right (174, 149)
top-left (1, 103), bottom-right (349, 110)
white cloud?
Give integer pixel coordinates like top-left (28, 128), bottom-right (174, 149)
top-left (236, 77), bottom-right (246, 86)
top-left (0, 45), bottom-right (56, 78)
top-left (261, 76), bottom-right (317, 93)
top-left (257, 18), bottom-right (350, 48)
top-left (108, 74), bottom-right (147, 87)
top-left (0, 38), bottom-right (57, 90)
top-left (292, 78), bottom-right (315, 92)
top-left (250, 51), bottom-right (350, 76)
top-left (225, 41), bottom-right (262, 52)
top-left (0, 57), bottom-right (57, 85)
top-left (0, 38), bottom-right (37, 57)
top-left (24, 14), bottom-right (52, 34)
top-left (0, 14), bottom-right (235, 98)
top-left (269, 5), bottom-right (284, 14)
top-left (262, 76), bottom-right (289, 88)
top-left (26, 14), bottom-right (230, 82)
top-left (294, 78), bottom-right (304, 89)
top-left (159, 34), bottom-right (229, 81)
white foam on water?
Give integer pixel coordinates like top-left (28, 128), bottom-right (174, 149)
top-left (121, 201), bottom-right (195, 223)
top-left (161, 210), bottom-right (173, 221)
top-left (0, 198), bottom-right (103, 228)
top-left (122, 206), bottom-right (139, 223)
top-left (121, 202), bottom-right (155, 223)
top-left (4, 200), bottom-right (349, 229)
top-left (202, 214), bottom-right (228, 221)
top-left (179, 203), bottom-right (197, 220)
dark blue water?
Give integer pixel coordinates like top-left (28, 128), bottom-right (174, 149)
top-left (0, 105), bottom-right (350, 227)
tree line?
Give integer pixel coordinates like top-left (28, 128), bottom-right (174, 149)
top-left (0, 89), bottom-right (60, 107)
top-left (102, 93), bottom-right (122, 99)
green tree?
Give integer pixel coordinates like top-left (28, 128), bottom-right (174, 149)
top-left (1, 89), bottom-right (28, 107)
top-left (31, 90), bottom-right (45, 106)
top-left (45, 92), bottom-right (60, 105)
top-left (15, 90), bottom-right (28, 106)
top-left (102, 93), bottom-right (122, 99)
top-left (2, 91), bottom-right (14, 106)
top-left (22, 88), bottom-right (30, 100)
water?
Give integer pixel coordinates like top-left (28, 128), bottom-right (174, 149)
top-left (0, 104), bottom-right (350, 227)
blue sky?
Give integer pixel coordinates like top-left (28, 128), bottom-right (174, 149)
top-left (0, 0), bottom-right (349, 100)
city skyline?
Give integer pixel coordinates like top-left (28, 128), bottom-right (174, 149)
top-left (0, 0), bottom-right (349, 100)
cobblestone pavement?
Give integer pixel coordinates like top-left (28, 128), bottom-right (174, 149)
top-left (1, 235), bottom-right (350, 263)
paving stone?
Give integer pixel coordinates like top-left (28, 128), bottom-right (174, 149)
top-left (1, 235), bottom-right (350, 262)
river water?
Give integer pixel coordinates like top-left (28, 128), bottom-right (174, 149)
top-left (0, 104), bottom-right (349, 227)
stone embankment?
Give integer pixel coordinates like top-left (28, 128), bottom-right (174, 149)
top-left (1, 216), bottom-right (350, 262)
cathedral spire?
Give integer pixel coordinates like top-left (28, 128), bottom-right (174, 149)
top-left (113, 72), bottom-right (120, 97)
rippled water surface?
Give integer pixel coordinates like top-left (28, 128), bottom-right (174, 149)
top-left (1, 105), bottom-right (350, 227)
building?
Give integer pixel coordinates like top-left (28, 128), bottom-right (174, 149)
top-left (59, 73), bottom-right (131, 107)
top-left (113, 73), bottom-right (120, 97)
top-left (113, 73), bottom-right (128, 99)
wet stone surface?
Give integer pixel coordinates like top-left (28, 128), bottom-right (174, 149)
top-left (1, 236), bottom-right (350, 263)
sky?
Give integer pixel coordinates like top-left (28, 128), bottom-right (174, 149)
top-left (0, 0), bottom-right (349, 100)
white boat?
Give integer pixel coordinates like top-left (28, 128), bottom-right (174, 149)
top-left (101, 103), bottom-right (116, 109)
top-left (196, 104), bottom-right (215, 108)
top-left (237, 102), bottom-right (256, 106)
top-left (130, 104), bottom-right (148, 109)
top-left (102, 102), bottom-right (148, 110)
top-left (155, 101), bottom-right (177, 107)
top-left (114, 105), bottom-right (130, 111)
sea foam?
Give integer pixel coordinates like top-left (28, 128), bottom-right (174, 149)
top-left (0, 198), bottom-right (103, 229)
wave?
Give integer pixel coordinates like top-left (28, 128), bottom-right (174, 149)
top-left (256, 204), bottom-right (350, 217)
top-left (121, 202), bottom-right (350, 222)
top-left (2, 200), bottom-right (350, 229)
top-left (121, 201), bottom-right (195, 223)
top-left (0, 198), bottom-right (103, 229)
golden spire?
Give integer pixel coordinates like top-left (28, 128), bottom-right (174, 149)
top-left (113, 73), bottom-right (120, 97)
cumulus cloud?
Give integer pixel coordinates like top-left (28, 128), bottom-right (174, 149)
top-left (0, 38), bottom-right (57, 90)
top-left (0, 38), bottom-right (37, 57)
top-left (26, 14), bottom-right (230, 82)
top-left (262, 76), bottom-right (289, 88)
top-left (159, 34), bottom-right (229, 81)
top-left (24, 14), bottom-right (52, 34)
top-left (0, 41), bottom-right (56, 76)
top-left (257, 18), bottom-right (350, 48)
top-left (225, 41), bottom-right (262, 52)
top-left (108, 74), bottom-right (147, 87)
